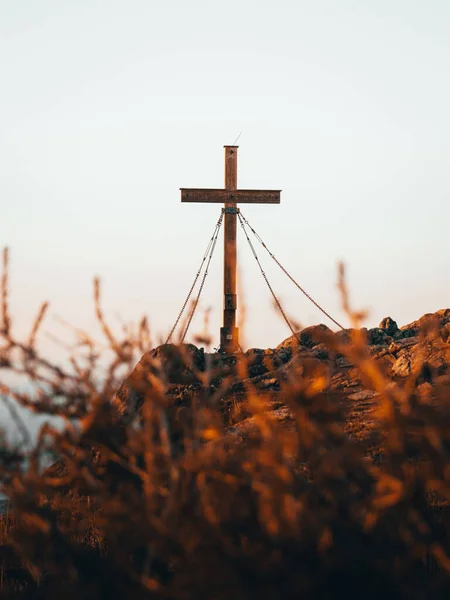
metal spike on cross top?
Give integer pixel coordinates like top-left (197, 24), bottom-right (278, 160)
top-left (180, 146), bottom-right (281, 353)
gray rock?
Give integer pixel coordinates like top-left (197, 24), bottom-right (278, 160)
top-left (272, 346), bottom-right (293, 366)
top-left (367, 327), bottom-right (393, 347)
top-left (379, 317), bottom-right (399, 337)
top-left (244, 348), bottom-right (271, 377)
top-left (394, 327), bottom-right (419, 340)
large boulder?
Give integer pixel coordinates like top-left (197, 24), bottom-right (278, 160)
top-left (391, 335), bottom-right (450, 379)
top-left (379, 317), bottom-right (399, 337)
top-left (244, 348), bottom-right (272, 377)
top-left (114, 343), bottom-right (205, 417)
top-left (401, 309), bottom-right (450, 332)
top-left (392, 309), bottom-right (450, 341)
top-left (278, 324), bottom-right (333, 351)
top-left (147, 343), bottom-right (205, 383)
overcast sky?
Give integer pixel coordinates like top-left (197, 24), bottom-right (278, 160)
top-left (1, 0), bottom-right (450, 358)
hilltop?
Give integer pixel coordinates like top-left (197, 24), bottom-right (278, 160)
top-left (115, 308), bottom-right (450, 454)
top-left (3, 308), bottom-right (449, 599)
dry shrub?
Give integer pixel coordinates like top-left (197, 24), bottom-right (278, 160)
top-left (0, 248), bottom-right (449, 599)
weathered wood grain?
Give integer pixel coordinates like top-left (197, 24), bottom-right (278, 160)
top-left (180, 189), bottom-right (281, 204)
top-left (179, 145), bottom-right (281, 352)
top-left (223, 146), bottom-right (238, 351)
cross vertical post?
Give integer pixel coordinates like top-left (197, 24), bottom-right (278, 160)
top-left (180, 145), bottom-right (281, 353)
top-left (221, 146), bottom-right (239, 353)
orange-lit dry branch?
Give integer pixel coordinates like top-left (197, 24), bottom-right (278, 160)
top-left (0, 246), bottom-right (450, 598)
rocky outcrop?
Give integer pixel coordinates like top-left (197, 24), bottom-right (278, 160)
top-left (366, 327), bottom-right (393, 346)
top-left (114, 343), bottom-right (205, 417)
top-left (390, 336), bottom-right (450, 379)
top-left (115, 309), bottom-right (450, 436)
top-left (379, 317), bottom-right (399, 337)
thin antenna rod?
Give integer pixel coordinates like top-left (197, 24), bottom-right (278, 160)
top-left (232, 131), bottom-right (243, 146)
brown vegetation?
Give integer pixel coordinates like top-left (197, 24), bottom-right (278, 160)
top-left (0, 248), bottom-right (449, 599)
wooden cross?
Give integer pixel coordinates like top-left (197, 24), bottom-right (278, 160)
top-left (181, 146), bottom-right (281, 353)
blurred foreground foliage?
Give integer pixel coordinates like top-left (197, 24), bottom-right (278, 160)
top-left (0, 248), bottom-right (449, 599)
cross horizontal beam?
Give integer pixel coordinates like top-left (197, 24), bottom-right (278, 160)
top-left (181, 188), bottom-right (281, 204)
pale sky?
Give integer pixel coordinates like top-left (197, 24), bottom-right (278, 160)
top-left (1, 0), bottom-right (450, 355)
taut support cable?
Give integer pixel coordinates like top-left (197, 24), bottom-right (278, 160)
top-left (239, 211), bottom-right (344, 331)
top-left (166, 211), bottom-right (224, 344)
top-left (180, 212), bottom-right (223, 342)
top-left (238, 213), bottom-right (297, 337)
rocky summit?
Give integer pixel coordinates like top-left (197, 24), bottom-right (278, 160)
top-left (115, 309), bottom-right (450, 452)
